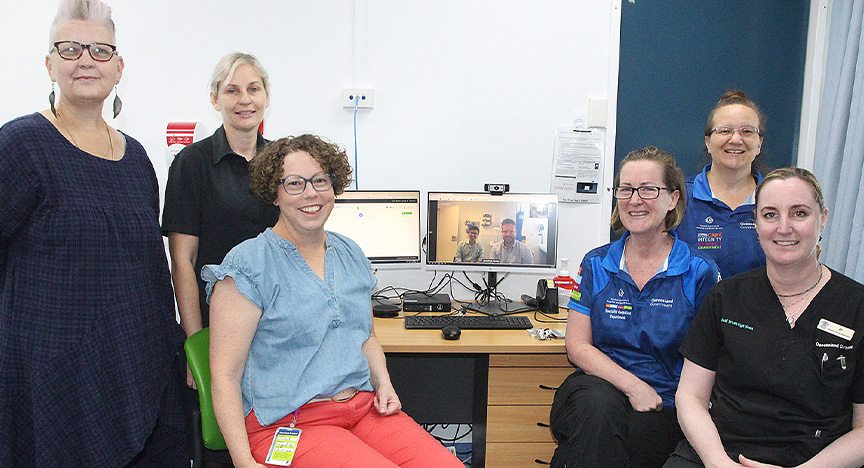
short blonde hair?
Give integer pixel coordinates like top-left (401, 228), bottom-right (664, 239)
top-left (209, 52), bottom-right (270, 97)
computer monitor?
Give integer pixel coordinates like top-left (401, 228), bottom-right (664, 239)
top-left (426, 192), bottom-right (559, 314)
top-left (325, 190), bottom-right (422, 266)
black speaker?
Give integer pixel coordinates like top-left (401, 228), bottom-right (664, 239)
top-left (536, 279), bottom-right (559, 315)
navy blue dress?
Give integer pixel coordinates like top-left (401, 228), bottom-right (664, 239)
top-left (0, 113), bottom-right (186, 467)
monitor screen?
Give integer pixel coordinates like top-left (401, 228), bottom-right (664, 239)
top-left (325, 190), bottom-right (421, 265)
top-left (426, 192), bottom-right (558, 273)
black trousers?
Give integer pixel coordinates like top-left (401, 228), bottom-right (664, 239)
top-left (662, 442), bottom-right (706, 468)
top-left (549, 372), bottom-right (683, 468)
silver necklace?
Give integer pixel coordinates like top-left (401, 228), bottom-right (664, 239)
top-left (781, 294), bottom-right (811, 326)
top-left (778, 265), bottom-right (823, 326)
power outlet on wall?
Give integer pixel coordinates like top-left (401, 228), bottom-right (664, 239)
top-left (342, 88), bottom-right (374, 109)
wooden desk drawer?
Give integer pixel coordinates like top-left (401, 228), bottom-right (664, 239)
top-left (486, 442), bottom-right (557, 467)
top-left (488, 367), bottom-right (573, 405)
top-left (490, 353), bottom-right (571, 368)
top-left (487, 405), bottom-right (555, 442)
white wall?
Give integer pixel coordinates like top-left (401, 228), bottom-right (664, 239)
top-left (0, 0), bottom-right (621, 300)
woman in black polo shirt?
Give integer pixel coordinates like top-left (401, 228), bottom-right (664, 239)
top-left (666, 168), bottom-right (864, 468)
top-left (162, 52), bottom-right (278, 387)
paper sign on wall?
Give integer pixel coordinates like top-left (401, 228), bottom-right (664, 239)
top-left (551, 127), bottom-right (604, 204)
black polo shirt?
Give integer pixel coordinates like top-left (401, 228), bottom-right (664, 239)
top-left (680, 267), bottom-right (864, 466)
top-left (162, 126), bottom-right (278, 325)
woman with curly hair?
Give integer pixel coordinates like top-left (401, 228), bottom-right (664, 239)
top-left (203, 134), bottom-right (463, 468)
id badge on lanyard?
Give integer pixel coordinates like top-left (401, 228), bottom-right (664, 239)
top-left (265, 410), bottom-right (301, 466)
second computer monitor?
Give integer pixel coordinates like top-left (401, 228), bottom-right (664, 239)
top-left (426, 192), bottom-right (559, 273)
top-left (325, 190), bottom-right (422, 265)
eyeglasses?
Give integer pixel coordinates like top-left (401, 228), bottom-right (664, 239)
top-left (279, 172), bottom-right (335, 195)
top-left (612, 186), bottom-right (671, 200)
top-left (710, 126), bottom-right (760, 138)
top-left (53, 41), bottom-right (117, 62)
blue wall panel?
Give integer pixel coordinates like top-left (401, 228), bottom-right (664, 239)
top-left (615, 1), bottom-right (810, 177)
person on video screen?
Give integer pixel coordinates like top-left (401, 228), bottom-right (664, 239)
top-left (490, 218), bottom-right (534, 264)
top-left (455, 225), bottom-right (484, 262)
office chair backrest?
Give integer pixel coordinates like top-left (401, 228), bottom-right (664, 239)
top-left (185, 328), bottom-right (228, 451)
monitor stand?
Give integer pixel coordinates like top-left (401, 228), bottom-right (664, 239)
top-left (466, 272), bottom-right (531, 316)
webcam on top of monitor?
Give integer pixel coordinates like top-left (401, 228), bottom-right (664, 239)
top-left (484, 183), bottom-right (510, 195)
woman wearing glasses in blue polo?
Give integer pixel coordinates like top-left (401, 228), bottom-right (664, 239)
top-left (549, 147), bottom-right (719, 468)
top-left (676, 91), bottom-right (767, 278)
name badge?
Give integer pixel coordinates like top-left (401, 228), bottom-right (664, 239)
top-left (817, 318), bottom-right (855, 341)
top-left (266, 427), bottom-right (302, 466)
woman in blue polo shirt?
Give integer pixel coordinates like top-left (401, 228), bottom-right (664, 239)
top-left (550, 147), bottom-right (720, 468)
top-left (677, 91), bottom-right (766, 278)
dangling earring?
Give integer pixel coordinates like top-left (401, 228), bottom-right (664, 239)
top-left (112, 85), bottom-right (122, 118)
top-left (49, 83), bottom-right (56, 117)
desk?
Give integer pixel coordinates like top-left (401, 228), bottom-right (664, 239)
top-left (374, 310), bottom-right (573, 468)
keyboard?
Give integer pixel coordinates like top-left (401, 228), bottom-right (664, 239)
top-left (404, 314), bottom-right (533, 330)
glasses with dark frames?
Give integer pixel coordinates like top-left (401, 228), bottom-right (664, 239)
top-left (279, 173), bottom-right (335, 195)
top-left (53, 41), bottom-right (117, 62)
top-left (612, 186), bottom-right (672, 200)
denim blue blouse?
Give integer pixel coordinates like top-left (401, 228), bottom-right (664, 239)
top-left (202, 228), bottom-right (377, 426)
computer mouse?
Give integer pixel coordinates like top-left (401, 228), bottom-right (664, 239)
top-left (442, 325), bottom-right (461, 340)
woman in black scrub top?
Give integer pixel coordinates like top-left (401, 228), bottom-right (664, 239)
top-left (666, 168), bottom-right (864, 468)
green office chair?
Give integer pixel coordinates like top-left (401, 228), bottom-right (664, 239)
top-left (185, 328), bottom-right (234, 468)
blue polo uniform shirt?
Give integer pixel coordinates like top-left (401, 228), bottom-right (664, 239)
top-left (567, 233), bottom-right (720, 406)
top-left (676, 164), bottom-right (765, 278)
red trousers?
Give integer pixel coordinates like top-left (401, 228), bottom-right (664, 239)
top-left (245, 391), bottom-right (464, 467)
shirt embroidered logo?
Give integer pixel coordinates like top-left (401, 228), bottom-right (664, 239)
top-left (697, 231), bottom-right (722, 250)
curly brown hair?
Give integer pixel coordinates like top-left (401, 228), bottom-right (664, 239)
top-left (249, 134), bottom-right (353, 204)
